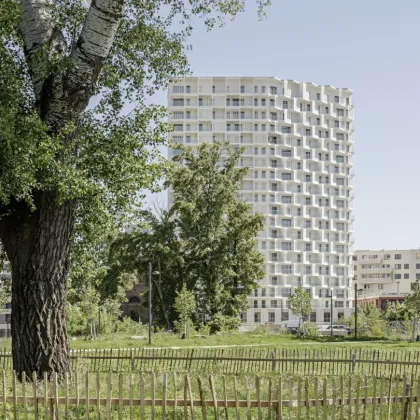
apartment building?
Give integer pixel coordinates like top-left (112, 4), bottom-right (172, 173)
top-left (354, 249), bottom-right (420, 310)
top-left (168, 77), bottom-right (355, 324)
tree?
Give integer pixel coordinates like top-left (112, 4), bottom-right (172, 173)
top-left (405, 280), bottom-right (420, 341)
top-left (170, 142), bottom-right (265, 332)
top-left (173, 284), bottom-right (196, 338)
top-left (0, 0), bottom-right (271, 378)
top-left (112, 142), bottom-right (265, 332)
top-left (288, 287), bottom-right (311, 326)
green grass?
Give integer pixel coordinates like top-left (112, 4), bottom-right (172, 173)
top-left (1, 332), bottom-right (420, 351)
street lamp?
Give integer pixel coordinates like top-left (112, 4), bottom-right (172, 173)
top-left (397, 281), bottom-right (400, 295)
top-left (330, 288), bottom-right (333, 337)
top-left (354, 282), bottom-right (364, 339)
top-left (148, 262), bottom-right (160, 345)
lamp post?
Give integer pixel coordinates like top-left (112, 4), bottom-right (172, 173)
top-left (397, 281), bottom-right (400, 295)
top-left (148, 262), bottom-right (160, 345)
top-left (354, 282), bottom-right (358, 339)
top-left (330, 288), bottom-right (333, 337)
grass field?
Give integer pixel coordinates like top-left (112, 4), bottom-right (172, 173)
top-left (2, 331), bottom-right (420, 351)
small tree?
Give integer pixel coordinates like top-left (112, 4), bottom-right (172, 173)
top-left (405, 280), bottom-right (420, 341)
top-left (288, 287), bottom-right (312, 326)
top-left (173, 284), bottom-right (196, 339)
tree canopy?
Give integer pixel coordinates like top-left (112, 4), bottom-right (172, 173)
top-left (113, 142), bottom-right (265, 333)
top-left (0, 0), bottom-right (271, 377)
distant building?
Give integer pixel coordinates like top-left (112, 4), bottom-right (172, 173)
top-left (121, 283), bottom-right (148, 322)
top-left (354, 249), bottom-right (420, 310)
top-left (168, 76), bottom-right (355, 324)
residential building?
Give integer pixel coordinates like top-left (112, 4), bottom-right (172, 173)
top-left (354, 249), bottom-right (420, 310)
top-left (168, 77), bottom-right (355, 324)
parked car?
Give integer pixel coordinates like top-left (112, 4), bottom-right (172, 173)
top-left (319, 325), bottom-right (352, 336)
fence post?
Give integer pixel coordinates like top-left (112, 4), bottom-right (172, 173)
top-left (351, 351), bottom-right (356, 373)
top-left (130, 348), bottom-right (134, 371)
top-left (271, 351), bottom-right (276, 372)
top-left (403, 382), bottom-right (411, 420)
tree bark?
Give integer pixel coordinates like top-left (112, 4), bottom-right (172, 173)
top-left (0, 192), bottom-right (77, 379)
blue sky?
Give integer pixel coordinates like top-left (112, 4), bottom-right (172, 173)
top-left (145, 0), bottom-right (420, 251)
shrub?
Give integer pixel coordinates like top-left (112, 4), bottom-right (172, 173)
top-left (297, 322), bottom-right (319, 339)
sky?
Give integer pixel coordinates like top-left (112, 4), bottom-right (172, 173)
top-left (145, 0), bottom-right (420, 251)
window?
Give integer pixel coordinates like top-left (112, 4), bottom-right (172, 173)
top-left (254, 99), bottom-right (258, 106)
top-left (270, 86), bottom-right (277, 95)
top-left (254, 86), bottom-right (258, 93)
top-left (395, 254), bottom-right (402, 260)
top-left (254, 313), bottom-right (261, 323)
top-left (282, 149), bottom-right (292, 157)
top-left (416, 264), bottom-right (420, 269)
top-left (282, 126), bottom-right (292, 134)
top-left (186, 86), bottom-right (191, 93)
top-left (283, 101), bottom-right (288, 109)
top-left (261, 99), bottom-right (266, 106)
top-left (304, 220), bottom-right (312, 228)
top-left (174, 124), bottom-right (183, 131)
top-left (172, 98), bottom-right (184, 106)
top-left (305, 152), bottom-right (311, 159)
top-left (334, 96), bottom-right (339, 103)
top-left (404, 274), bottom-right (409, 280)
top-left (271, 160), bottom-right (278, 168)
top-left (404, 264), bottom-right (410, 269)
top-left (306, 129), bottom-right (311, 136)
top-left (240, 85), bottom-right (245, 93)
top-left (253, 301), bottom-right (258, 308)
top-left (270, 300), bottom-right (277, 308)
top-left (316, 93), bottom-right (321, 100)
top-left (281, 311), bottom-right (289, 321)
top-left (261, 86), bottom-right (266, 93)
top-left (268, 312), bottom-right (275, 323)
top-left (271, 230), bottom-right (278, 238)
top-left (282, 196), bottom-right (292, 204)
top-left (281, 265), bottom-right (292, 274)
top-left (281, 242), bottom-right (292, 251)
top-left (271, 183), bottom-right (278, 192)
top-left (281, 219), bottom-right (292, 227)
top-left (271, 277), bottom-right (278, 285)
top-left (305, 243), bottom-right (312, 251)
top-left (378, 284), bottom-right (383, 290)
top-left (324, 312), bottom-right (331, 322)
top-left (282, 173), bottom-right (292, 181)
top-left (198, 98), bottom-right (203, 106)
top-left (395, 274), bottom-right (401, 280)
top-left (271, 253), bottom-right (278, 262)
top-left (305, 266), bottom-right (312, 274)
top-left (282, 286), bottom-right (292, 295)
top-left (337, 109), bottom-right (344, 116)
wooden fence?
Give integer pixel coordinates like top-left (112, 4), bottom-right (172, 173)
top-left (1, 348), bottom-right (420, 376)
top-left (0, 371), bottom-right (419, 419)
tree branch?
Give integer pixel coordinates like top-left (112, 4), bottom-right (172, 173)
top-left (65, 0), bottom-right (125, 114)
top-left (19, 0), bottom-right (66, 105)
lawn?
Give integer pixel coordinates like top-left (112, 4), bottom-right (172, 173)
top-left (1, 331), bottom-right (420, 352)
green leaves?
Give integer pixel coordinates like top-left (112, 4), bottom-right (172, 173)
top-left (288, 286), bottom-right (312, 323)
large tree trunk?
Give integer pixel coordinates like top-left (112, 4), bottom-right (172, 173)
top-left (0, 193), bottom-right (76, 379)
top-left (0, 0), bottom-right (124, 379)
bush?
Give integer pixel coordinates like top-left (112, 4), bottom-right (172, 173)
top-left (297, 322), bottom-right (319, 339)
top-left (115, 317), bottom-right (148, 335)
top-left (208, 315), bottom-right (242, 334)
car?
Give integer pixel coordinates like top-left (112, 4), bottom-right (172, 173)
top-left (318, 325), bottom-right (352, 336)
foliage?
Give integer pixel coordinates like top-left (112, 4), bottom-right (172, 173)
top-left (382, 301), bottom-right (412, 321)
top-left (288, 287), bottom-right (312, 325)
top-left (344, 303), bottom-right (386, 338)
top-left (297, 322), bottom-right (319, 339)
top-left (406, 280), bottom-right (420, 319)
top-left (170, 142), bottom-right (265, 332)
top-left (113, 142), bottom-right (265, 333)
top-left (173, 284), bottom-right (197, 338)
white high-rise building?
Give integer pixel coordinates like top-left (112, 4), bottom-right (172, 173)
top-left (168, 77), bottom-right (355, 325)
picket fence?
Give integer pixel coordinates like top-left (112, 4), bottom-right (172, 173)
top-left (0, 371), bottom-right (419, 419)
top-left (2, 347), bottom-right (420, 376)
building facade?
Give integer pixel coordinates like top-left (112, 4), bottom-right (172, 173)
top-left (168, 77), bottom-right (355, 324)
top-left (354, 249), bottom-right (420, 310)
